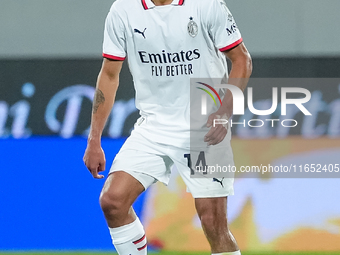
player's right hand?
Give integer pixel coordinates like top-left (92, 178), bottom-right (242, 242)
top-left (204, 112), bottom-right (228, 145)
top-left (83, 141), bottom-right (106, 179)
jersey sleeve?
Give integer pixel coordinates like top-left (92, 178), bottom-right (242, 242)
top-left (102, 8), bottom-right (127, 60)
top-left (206, 0), bottom-right (243, 52)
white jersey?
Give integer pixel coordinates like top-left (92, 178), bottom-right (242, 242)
top-left (103, 0), bottom-right (242, 148)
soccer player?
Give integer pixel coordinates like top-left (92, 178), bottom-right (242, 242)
top-left (83, 0), bottom-right (252, 253)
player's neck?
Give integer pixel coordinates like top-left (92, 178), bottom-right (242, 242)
top-left (152, 0), bottom-right (173, 6)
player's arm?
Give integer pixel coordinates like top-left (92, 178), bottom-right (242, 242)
top-left (220, 42), bottom-right (252, 118)
top-left (83, 58), bottom-right (123, 179)
top-left (205, 43), bottom-right (252, 145)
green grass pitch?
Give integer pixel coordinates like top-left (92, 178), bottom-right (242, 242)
top-left (1, 252), bottom-right (340, 255)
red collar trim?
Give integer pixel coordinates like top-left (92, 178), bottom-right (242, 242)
top-left (141, 0), bottom-right (148, 9)
top-left (141, 0), bottom-right (184, 10)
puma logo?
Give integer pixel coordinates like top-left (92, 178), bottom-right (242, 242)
top-left (134, 28), bottom-right (147, 38)
top-left (213, 177), bottom-right (224, 187)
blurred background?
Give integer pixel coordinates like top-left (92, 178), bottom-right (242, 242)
top-left (1, 0), bottom-right (340, 253)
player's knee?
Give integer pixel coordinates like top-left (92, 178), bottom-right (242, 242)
top-left (99, 189), bottom-right (128, 217)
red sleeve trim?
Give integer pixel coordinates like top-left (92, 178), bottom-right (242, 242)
top-left (219, 38), bottom-right (243, 52)
top-left (102, 53), bottom-right (126, 61)
top-left (178, 0), bottom-right (184, 5)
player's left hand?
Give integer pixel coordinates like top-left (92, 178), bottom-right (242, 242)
top-left (204, 112), bottom-right (228, 145)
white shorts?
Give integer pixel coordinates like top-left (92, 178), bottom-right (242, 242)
top-left (109, 130), bottom-right (235, 198)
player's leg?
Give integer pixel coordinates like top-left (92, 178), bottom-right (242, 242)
top-left (100, 171), bottom-right (144, 227)
top-left (195, 196), bottom-right (240, 254)
top-left (173, 162), bottom-right (240, 254)
top-left (171, 133), bottom-right (240, 254)
top-left (101, 129), bottom-right (172, 255)
top-left (99, 171), bottom-right (149, 254)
